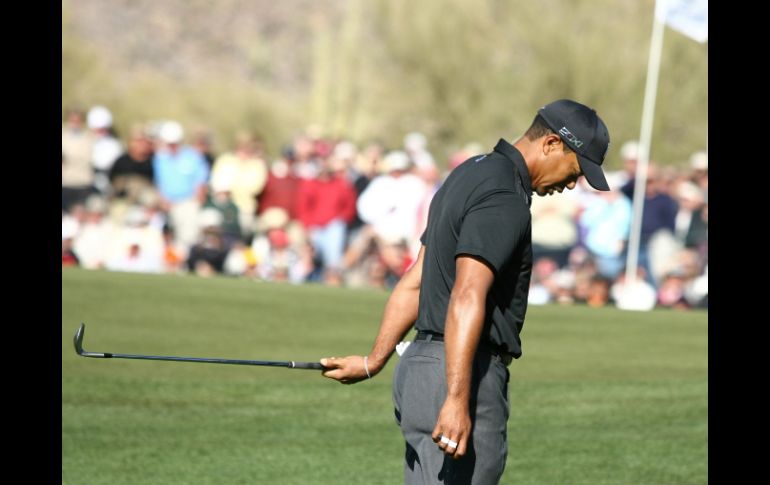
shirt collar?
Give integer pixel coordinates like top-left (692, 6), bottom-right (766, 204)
top-left (493, 138), bottom-right (532, 206)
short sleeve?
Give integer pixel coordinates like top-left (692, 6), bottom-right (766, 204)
top-left (455, 191), bottom-right (529, 274)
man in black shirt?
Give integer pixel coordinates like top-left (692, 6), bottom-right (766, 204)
top-left (109, 126), bottom-right (155, 203)
top-left (321, 99), bottom-right (610, 484)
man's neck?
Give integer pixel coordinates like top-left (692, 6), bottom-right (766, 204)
top-left (512, 136), bottom-right (537, 181)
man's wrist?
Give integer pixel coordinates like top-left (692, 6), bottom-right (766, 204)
top-left (445, 388), bottom-right (471, 403)
top-left (366, 354), bottom-right (386, 376)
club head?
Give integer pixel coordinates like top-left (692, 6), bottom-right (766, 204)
top-left (74, 323), bottom-right (85, 355)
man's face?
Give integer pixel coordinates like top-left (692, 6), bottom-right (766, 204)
top-left (534, 143), bottom-right (583, 197)
top-left (67, 112), bottom-right (85, 130)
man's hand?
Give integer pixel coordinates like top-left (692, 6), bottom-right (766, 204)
top-left (431, 397), bottom-right (472, 459)
top-left (320, 356), bottom-right (372, 384)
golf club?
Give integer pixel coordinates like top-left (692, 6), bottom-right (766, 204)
top-left (73, 323), bottom-right (325, 370)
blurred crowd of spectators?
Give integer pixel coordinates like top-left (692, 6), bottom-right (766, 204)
top-left (62, 105), bottom-right (707, 311)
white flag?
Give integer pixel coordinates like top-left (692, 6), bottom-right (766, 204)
top-left (655, 0), bottom-right (708, 43)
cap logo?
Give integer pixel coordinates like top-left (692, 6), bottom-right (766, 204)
top-left (558, 127), bottom-right (583, 148)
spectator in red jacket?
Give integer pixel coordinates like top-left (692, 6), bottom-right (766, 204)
top-left (296, 154), bottom-right (357, 285)
top-left (257, 146), bottom-right (302, 220)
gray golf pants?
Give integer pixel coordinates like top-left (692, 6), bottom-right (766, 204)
top-left (392, 339), bottom-right (510, 484)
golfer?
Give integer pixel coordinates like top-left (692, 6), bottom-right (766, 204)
top-left (322, 99), bottom-right (611, 484)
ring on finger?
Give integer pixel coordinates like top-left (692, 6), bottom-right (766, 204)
top-left (447, 439), bottom-right (458, 449)
top-left (440, 436), bottom-right (450, 445)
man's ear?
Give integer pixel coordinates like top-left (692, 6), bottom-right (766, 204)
top-left (542, 134), bottom-right (562, 156)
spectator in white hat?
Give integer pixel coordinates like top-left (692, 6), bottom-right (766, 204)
top-left (152, 120), bottom-right (210, 251)
top-left (347, 150), bottom-right (428, 280)
top-left (689, 150), bottom-right (708, 193)
top-left (404, 131), bottom-right (436, 171)
top-left (87, 105), bottom-right (123, 196)
top-left (604, 140), bottom-right (639, 191)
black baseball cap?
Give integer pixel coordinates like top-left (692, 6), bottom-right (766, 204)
top-left (538, 99), bottom-right (611, 191)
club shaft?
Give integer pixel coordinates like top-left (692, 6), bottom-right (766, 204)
top-left (87, 352), bottom-right (323, 369)
top-left (74, 323), bottom-right (324, 370)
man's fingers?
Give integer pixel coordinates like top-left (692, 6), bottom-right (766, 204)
top-left (441, 436), bottom-right (463, 458)
top-left (320, 357), bottom-right (342, 369)
top-left (320, 355), bottom-right (372, 385)
top-left (432, 430), bottom-right (466, 458)
top-left (453, 438), bottom-right (467, 459)
top-left (432, 430), bottom-right (462, 456)
top-left (322, 368), bottom-right (343, 380)
top-left (433, 421), bottom-right (458, 453)
top-left (437, 439), bottom-right (447, 452)
top-left (431, 426), bottom-right (443, 443)
top-left (320, 357), bottom-right (344, 380)
top-left (320, 356), bottom-right (361, 384)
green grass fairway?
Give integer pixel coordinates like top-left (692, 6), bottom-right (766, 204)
top-left (62, 268), bottom-right (707, 484)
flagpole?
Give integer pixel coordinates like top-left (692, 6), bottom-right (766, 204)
top-left (623, 0), bottom-right (667, 290)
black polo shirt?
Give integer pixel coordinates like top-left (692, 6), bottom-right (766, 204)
top-left (416, 139), bottom-right (533, 359)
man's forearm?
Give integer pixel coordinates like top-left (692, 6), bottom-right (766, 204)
top-left (367, 277), bottom-right (420, 374)
top-left (443, 289), bottom-right (485, 402)
top-left (320, 247), bottom-right (424, 384)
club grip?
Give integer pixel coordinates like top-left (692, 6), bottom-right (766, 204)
top-left (292, 361), bottom-right (325, 370)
